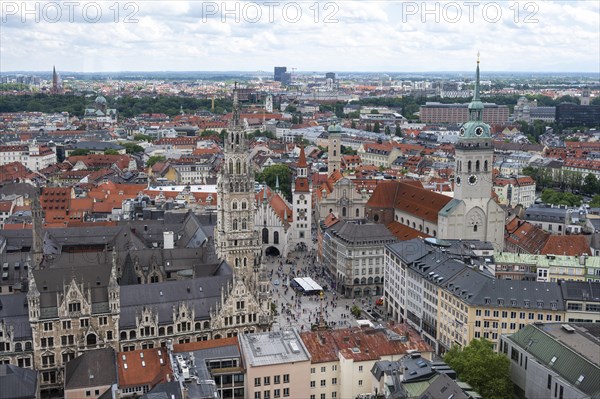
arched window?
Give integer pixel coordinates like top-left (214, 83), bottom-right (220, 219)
top-left (235, 134), bottom-right (240, 145)
top-left (120, 331), bottom-right (127, 340)
top-left (484, 160), bottom-right (488, 171)
top-left (167, 326), bottom-right (173, 335)
top-left (342, 207), bottom-right (347, 217)
top-left (233, 219), bottom-right (238, 230)
top-left (243, 258), bottom-right (247, 267)
top-left (468, 161), bottom-right (472, 172)
top-left (262, 228), bottom-right (269, 244)
top-left (241, 200), bottom-right (247, 210)
top-left (274, 231), bottom-right (279, 244)
top-left (232, 200), bottom-right (238, 210)
top-left (129, 331), bottom-right (136, 340)
top-left (374, 215), bottom-right (379, 222)
top-left (242, 219), bottom-right (247, 230)
top-left (158, 327), bottom-right (165, 336)
top-left (356, 208), bottom-right (360, 217)
top-left (235, 258), bottom-right (240, 268)
top-left (474, 225), bottom-right (478, 232)
top-left (426, 227), bottom-right (430, 234)
top-left (195, 322), bottom-right (201, 331)
top-left (476, 160), bottom-right (480, 172)
top-left (243, 163), bottom-right (247, 174)
top-left (15, 343), bottom-right (22, 352)
top-left (229, 160), bottom-right (233, 174)
top-left (87, 334), bottom-right (97, 346)
top-left (25, 342), bottom-right (32, 351)
top-left (235, 160), bottom-right (241, 174)
top-left (203, 321), bottom-right (210, 330)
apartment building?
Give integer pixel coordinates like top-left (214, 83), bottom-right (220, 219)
top-left (493, 175), bottom-right (536, 208)
top-left (239, 329), bottom-right (311, 399)
top-left (299, 325), bottom-right (433, 399)
top-left (419, 102), bottom-right (509, 124)
top-left (0, 143), bottom-right (57, 172)
top-left (385, 238), bottom-right (569, 354)
top-left (321, 219), bottom-right (397, 298)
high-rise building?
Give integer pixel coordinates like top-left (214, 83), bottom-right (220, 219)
top-left (274, 66), bottom-right (287, 82)
top-left (556, 103), bottom-right (600, 127)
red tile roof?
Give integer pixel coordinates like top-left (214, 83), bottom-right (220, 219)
top-left (300, 324), bottom-right (432, 364)
top-left (0, 162), bottom-right (29, 183)
top-left (386, 221), bottom-right (431, 241)
top-left (541, 235), bottom-right (592, 256)
top-left (256, 187), bottom-right (292, 225)
top-left (367, 180), bottom-right (451, 223)
top-left (504, 217), bottom-right (550, 254)
top-left (117, 348), bottom-right (171, 389)
top-left (174, 337), bottom-right (239, 353)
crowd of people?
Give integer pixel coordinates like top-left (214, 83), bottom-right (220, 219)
top-left (266, 249), bottom-right (360, 332)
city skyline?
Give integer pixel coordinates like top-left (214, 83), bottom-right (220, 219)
top-left (1, 0), bottom-right (599, 73)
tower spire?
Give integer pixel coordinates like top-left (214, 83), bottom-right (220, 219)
top-left (474, 52), bottom-right (481, 102)
top-left (232, 82), bottom-right (240, 129)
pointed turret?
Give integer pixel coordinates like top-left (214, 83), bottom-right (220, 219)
top-left (31, 188), bottom-right (44, 268)
top-left (26, 268), bottom-right (40, 321)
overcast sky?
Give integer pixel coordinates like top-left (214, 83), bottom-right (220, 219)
top-left (1, 0), bottom-right (599, 73)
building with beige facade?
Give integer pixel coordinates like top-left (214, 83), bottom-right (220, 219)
top-left (239, 328), bottom-right (312, 399)
top-left (299, 325), bottom-right (433, 399)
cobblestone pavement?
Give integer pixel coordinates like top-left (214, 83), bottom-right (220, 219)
top-left (265, 250), bottom-right (384, 332)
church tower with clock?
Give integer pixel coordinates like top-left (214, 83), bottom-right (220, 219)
top-left (438, 55), bottom-right (505, 249)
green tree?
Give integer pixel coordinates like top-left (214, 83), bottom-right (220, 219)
top-left (146, 155), bottom-right (166, 167)
top-left (582, 173), bottom-right (599, 196)
top-left (291, 115), bottom-right (299, 124)
top-left (256, 164), bottom-right (292, 201)
top-left (395, 125), bottom-right (402, 137)
top-left (540, 188), bottom-right (582, 206)
top-left (341, 145), bottom-right (357, 155)
top-left (69, 149), bottom-right (90, 156)
top-left (351, 120), bottom-right (356, 129)
top-left (589, 194), bottom-right (600, 208)
top-left (351, 305), bottom-right (362, 318)
top-left (373, 121), bottom-right (381, 133)
top-left (370, 109), bottom-right (379, 114)
top-left (104, 149), bottom-right (120, 155)
top-left (444, 339), bottom-right (512, 399)
top-left (120, 143), bottom-right (145, 154)
top-left (134, 134), bottom-right (153, 142)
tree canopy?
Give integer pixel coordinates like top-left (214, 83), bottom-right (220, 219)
top-left (540, 188), bottom-right (582, 207)
top-left (444, 339), bottom-right (513, 399)
top-left (146, 155), bottom-right (166, 167)
top-left (255, 164), bottom-right (292, 201)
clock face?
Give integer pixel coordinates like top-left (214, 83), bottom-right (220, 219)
top-left (299, 194), bottom-right (305, 200)
top-left (475, 126), bottom-right (484, 136)
top-left (455, 176), bottom-right (461, 186)
top-left (468, 175), bottom-right (478, 185)
top-left (459, 127), bottom-right (465, 136)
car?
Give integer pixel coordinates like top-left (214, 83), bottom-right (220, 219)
top-left (273, 279), bottom-right (280, 286)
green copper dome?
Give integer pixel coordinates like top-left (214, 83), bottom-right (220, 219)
top-left (459, 57), bottom-right (491, 140)
top-left (328, 123), bottom-right (342, 133)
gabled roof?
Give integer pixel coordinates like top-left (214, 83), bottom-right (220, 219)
top-left (65, 348), bottom-right (116, 390)
top-left (367, 180), bottom-right (453, 223)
